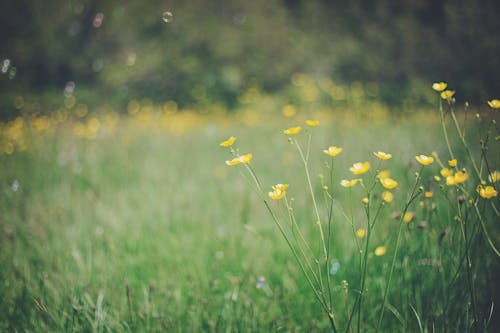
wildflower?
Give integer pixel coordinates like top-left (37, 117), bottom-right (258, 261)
top-left (374, 246), bottom-right (387, 256)
top-left (361, 197), bottom-right (369, 204)
top-left (350, 161), bottom-right (370, 175)
top-left (432, 82), bottom-right (447, 92)
top-left (340, 179), bottom-right (360, 188)
top-left (440, 168), bottom-right (453, 177)
top-left (434, 176), bottom-right (441, 182)
top-left (477, 185), bottom-right (498, 199)
top-left (448, 159), bottom-right (457, 168)
top-left (378, 170), bottom-right (390, 180)
top-left (226, 157), bottom-right (241, 166)
top-left (382, 191), bottom-right (394, 203)
top-left (380, 177), bottom-right (398, 190)
top-left (446, 170), bottom-right (468, 186)
top-left (403, 212), bottom-right (414, 224)
top-left (268, 183), bottom-right (289, 200)
top-left (305, 119), bottom-right (319, 127)
top-left (323, 146), bottom-right (343, 157)
top-left (440, 90), bottom-right (455, 100)
top-left (283, 126), bottom-right (302, 135)
top-left (487, 99), bottom-right (500, 109)
top-left (416, 154), bottom-right (434, 166)
top-left (225, 153), bottom-right (253, 166)
top-left (373, 151), bottom-right (392, 160)
top-left (424, 191), bottom-right (433, 198)
top-left (488, 171), bottom-right (500, 183)
top-left (356, 228), bottom-right (366, 238)
top-left (219, 136), bottom-right (236, 147)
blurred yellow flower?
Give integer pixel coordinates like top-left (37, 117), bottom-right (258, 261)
top-left (380, 177), bottom-right (398, 190)
top-left (432, 82), bottom-right (447, 92)
top-left (225, 153), bottom-right (253, 166)
top-left (477, 185), bottom-right (498, 199)
top-left (440, 90), bottom-right (455, 100)
top-left (356, 228), bottom-right (366, 238)
top-left (268, 183), bottom-right (289, 200)
top-left (374, 246), bottom-right (387, 256)
top-left (382, 191), bottom-right (394, 203)
top-left (225, 157), bottom-right (241, 166)
top-left (487, 99), bottom-right (500, 109)
top-left (403, 212), bottom-right (414, 223)
top-left (416, 154), bottom-right (434, 166)
top-left (424, 191), bottom-right (433, 198)
top-left (378, 170), bottom-right (391, 179)
top-left (323, 146), bottom-right (343, 157)
top-left (283, 126), bottom-right (302, 135)
top-left (374, 151), bottom-right (392, 160)
top-left (219, 136), bottom-right (236, 147)
top-left (350, 161), bottom-right (370, 175)
top-left (361, 197), bottom-right (369, 204)
top-left (448, 159), bottom-right (457, 167)
top-left (434, 176), bottom-right (441, 182)
top-left (445, 170), bottom-right (468, 186)
top-left (488, 171), bottom-right (500, 183)
top-left (282, 105), bottom-right (297, 117)
top-left (440, 168), bottom-right (453, 177)
top-left (305, 119), bottom-right (319, 127)
top-left (340, 179), bottom-right (360, 188)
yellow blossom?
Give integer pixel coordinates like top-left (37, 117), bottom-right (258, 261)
top-left (373, 151), bottom-right (392, 160)
top-left (487, 99), bottom-right (500, 109)
top-left (374, 246), bottom-right (387, 256)
top-left (440, 168), bottom-right (453, 177)
top-left (424, 191), bottom-right (433, 198)
top-left (380, 177), bottom-right (398, 190)
top-left (225, 153), bottom-right (253, 166)
top-left (488, 171), bottom-right (500, 183)
top-left (350, 161), bottom-right (371, 175)
top-left (448, 159), bottom-right (457, 167)
top-left (361, 197), bottom-right (369, 204)
top-left (446, 170), bottom-right (468, 186)
top-left (477, 185), bottom-right (498, 199)
top-left (416, 154), bottom-right (434, 166)
top-left (440, 90), bottom-right (455, 100)
top-left (432, 82), bottom-right (447, 92)
top-left (356, 228), bottom-right (366, 238)
top-left (268, 183), bottom-right (289, 200)
top-left (305, 119), bottom-right (319, 127)
top-left (434, 176), bottom-right (441, 182)
top-left (283, 126), bottom-right (302, 135)
top-left (403, 212), bottom-right (414, 224)
top-left (340, 179), bottom-right (360, 188)
top-left (225, 157), bottom-right (241, 166)
top-left (323, 146), bottom-right (343, 157)
top-left (219, 136), bottom-right (236, 147)
top-left (382, 191), bottom-right (394, 203)
top-left (378, 170), bottom-right (391, 180)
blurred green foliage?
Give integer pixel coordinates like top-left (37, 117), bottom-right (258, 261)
top-left (1, 0), bottom-right (499, 118)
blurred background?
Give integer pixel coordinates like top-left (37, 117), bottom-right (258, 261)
top-left (1, 0), bottom-right (500, 119)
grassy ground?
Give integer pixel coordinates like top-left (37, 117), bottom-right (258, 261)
top-left (0, 108), bottom-right (498, 332)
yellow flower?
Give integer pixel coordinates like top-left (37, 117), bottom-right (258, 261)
top-left (424, 191), bottom-right (433, 198)
top-left (448, 159), bottom-right (457, 168)
top-left (356, 228), bottom-right (366, 239)
top-left (403, 212), bottom-right (414, 224)
top-left (440, 90), bottom-right (455, 100)
top-left (440, 168), bottom-right (453, 177)
top-left (445, 170), bottom-right (467, 186)
top-left (487, 99), bottom-right (500, 109)
top-left (340, 179), bottom-right (360, 188)
top-left (225, 157), bottom-right (241, 166)
top-left (416, 154), bottom-right (434, 166)
top-left (488, 171), bottom-right (500, 183)
top-left (283, 126), bottom-right (302, 135)
top-left (219, 136), bottom-right (236, 147)
top-left (268, 183), bottom-right (289, 200)
top-left (373, 151), bottom-right (392, 160)
top-left (374, 246), bottom-right (387, 256)
top-left (434, 176), bottom-right (441, 182)
top-left (225, 153), bottom-right (253, 166)
top-left (305, 119), bottom-right (319, 127)
top-left (323, 146), bottom-right (343, 157)
top-left (378, 170), bottom-right (391, 180)
top-left (432, 82), bottom-right (447, 92)
top-left (361, 197), bottom-right (369, 204)
top-left (477, 185), bottom-right (498, 199)
top-left (350, 161), bottom-right (371, 175)
top-left (380, 177), bottom-right (398, 190)
top-left (382, 191), bottom-right (394, 203)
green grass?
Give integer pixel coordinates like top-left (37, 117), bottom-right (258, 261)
top-left (0, 110), bottom-right (498, 332)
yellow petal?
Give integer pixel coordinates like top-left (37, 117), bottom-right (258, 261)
top-left (416, 154), bottom-right (434, 166)
top-left (305, 119), bottom-right (319, 127)
top-left (432, 82), bottom-right (447, 92)
top-left (283, 126), bottom-right (302, 135)
top-left (350, 161), bottom-right (370, 175)
top-left (323, 146), bottom-right (343, 157)
top-left (487, 99), bottom-right (500, 109)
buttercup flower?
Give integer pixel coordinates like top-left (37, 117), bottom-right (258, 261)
top-left (432, 82), bottom-right (447, 92)
top-left (416, 154), bottom-right (434, 166)
top-left (340, 179), bottom-right (360, 188)
top-left (374, 246), bottom-right (387, 256)
top-left (487, 99), bottom-right (500, 109)
top-left (448, 159), bottom-right (457, 167)
top-left (424, 191), bottom-right (433, 198)
top-left (477, 185), bottom-right (498, 199)
top-left (446, 170), bottom-right (468, 186)
top-left (323, 146), bottom-right (343, 157)
top-left (356, 228), bottom-right (366, 238)
top-left (350, 161), bottom-right (370, 175)
top-left (378, 170), bottom-right (390, 180)
top-left (268, 183), bottom-right (289, 200)
top-left (440, 90), bottom-right (455, 100)
top-left (225, 153), bottom-right (253, 166)
top-left (305, 119), bottom-right (319, 127)
top-left (374, 151), bottom-right (392, 160)
top-left (440, 168), bottom-right (453, 177)
top-left (403, 212), bottom-right (414, 224)
top-left (361, 197), bottom-right (369, 204)
top-left (283, 126), bottom-right (302, 135)
top-left (219, 136), bottom-right (236, 147)
top-left (225, 157), bottom-right (241, 166)
top-left (380, 177), bottom-right (398, 190)
top-left (488, 171), bottom-right (500, 183)
top-left (382, 191), bottom-right (394, 203)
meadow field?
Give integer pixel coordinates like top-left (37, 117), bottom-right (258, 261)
top-left (1, 91), bottom-right (498, 332)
